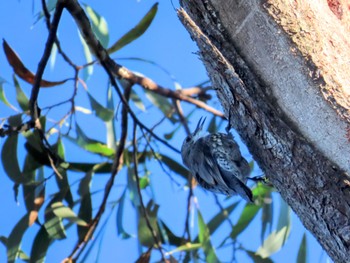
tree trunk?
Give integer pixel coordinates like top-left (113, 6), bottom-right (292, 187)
top-left (178, 0), bottom-right (350, 262)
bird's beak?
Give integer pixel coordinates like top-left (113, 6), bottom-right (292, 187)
top-left (194, 116), bottom-right (206, 135)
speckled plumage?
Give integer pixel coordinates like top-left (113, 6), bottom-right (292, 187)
top-left (181, 118), bottom-right (253, 202)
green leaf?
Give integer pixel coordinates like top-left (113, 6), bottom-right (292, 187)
top-left (87, 91), bottom-right (114, 122)
top-left (139, 176), bottom-right (150, 189)
top-left (84, 5), bottom-right (109, 48)
top-left (129, 89), bottom-right (145, 111)
top-left (145, 90), bottom-right (176, 123)
top-left (30, 226), bottom-right (52, 263)
top-left (296, 233), bottom-right (307, 263)
top-left (65, 123), bottom-right (115, 157)
top-left (116, 190), bottom-right (132, 239)
top-left (0, 80), bottom-right (16, 109)
top-left (77, 171), bottom-right (93, 242)
top-left (44, 200), bottom-right (66, 240)
top-left (78, 32), bottom-right (93, 80)
top-left (106, 84), bottom-right (116, 149)
top-left (207, 202), bottom-right (239, 235)
top-left (138, 201), bottom-right (160, 247)
top-left (231, 203), bottom-right (260, 239)
top-left (159, 220), bottom-right (183, 247)
top-left (197, 210), bottom-right (219, 263)
top-left (256, 226), bottom-right (291, 259)
top-left (261, 193), bottom-right (273, 242)
top-left (2, 134), bottom-right (22, 183)
top-left (107, 3), bottom-right (158, 54)
top-left (7, 214), bottom-right (30, 263)
top-left (127, 167), bottom-right (141, 207)
top-left (53, 138), bottom-right (74, 208)
top-left (13, 74), bottom-right (29, 111)
top-left (50, 202), bottom-right (88, 226)
top-left (167, 243), bottom-right (202, 256)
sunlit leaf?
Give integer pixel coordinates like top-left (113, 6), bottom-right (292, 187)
top-left (139, 176), bottom-right (150, 189)
top-left (0, 80), bottom-right (16, 109)
top-left (30, 226), bottom-right (52, 263)
top-left (107, 3), bottom-right (158, 54)
top-left (130, 89), bottom-right (146, 111)
top-left (78, 32), bottom-right (93, 80)
top-left (256, 226), bottom-right (291, 259)
top-left (116, 189), bottom-right (132, 239)
top-left (13, 74), bottom-right (29, 111)
top-left (50, 202), bottom-right (88, 226)
top-left (87, 91), bottom-right (114, 122)
top-left (106, 84), bottom-right (116, 148)
top-left (3, 40), bottom-right (68, 87)
top-left (167, 242), bottom-right (202, 256)
top-left (197, 210), bottom-right (219, 263)
top-left (296, 233), bottom-right (307, 263)
top-left (230, 203), bottom-right (260, 239)
top-left (64, 123), bottom-right (115, 157)
top-left (7, 214), bottom-right (30, 263)
top-left (44, 200), bottom-right (66, 240)
top-left (84, 5), bottom-right (109, 48)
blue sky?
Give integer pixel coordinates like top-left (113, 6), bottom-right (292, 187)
top-left (0, 1), bottom-right (331, 262)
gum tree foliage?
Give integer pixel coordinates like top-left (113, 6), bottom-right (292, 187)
top-left (0, 1), bottom-right (308, 262)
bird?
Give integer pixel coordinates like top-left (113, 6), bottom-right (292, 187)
top-left (181, 117), bottom-right (253, 202)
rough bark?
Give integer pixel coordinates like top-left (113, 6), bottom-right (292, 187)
top-left (178, 0), bottom-right (350, 262)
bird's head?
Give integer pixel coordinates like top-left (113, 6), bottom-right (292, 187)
top-left (181, 117), bottom-right (207, 158)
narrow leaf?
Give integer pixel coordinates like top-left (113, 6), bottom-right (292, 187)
top-left (116, 190), bottom-right (132, 239)
top-left (7, 214), bottom-right (30, 263)
top-left (256, 226), bottom-right (291, 258)
top-left (84, 5), bottom-right (109, 47)
top-left (30, 226), bottom-right (51, 263)
top-left (296, 233), bottom-right (307, 263)
top-left (207, 202), bottom-right (239, 235)
top-left (107, 3), bottom-right (158, 54)
top-left (77, 171), bottom-right (93, 241)
top-left (64, 123), bottom-right (115, 157)
top-left (0, 80), bottom-right (16, 109)
top-left (197, 211), bottom-right (219, 263)
top-left (13, 74), bottom-right (29, 111)
top-left (50, 202), bottom-right (88, 226)
top-left (3, 40), bottom-right (68, 87)
top-left (87, 91), bottom-right (114, 122)
top-left (78, 32), bottom-right (93, 80)
top-left (2, 134), bottom-right (22, 183)
top-left (231, 203), bottom-right (260, 239)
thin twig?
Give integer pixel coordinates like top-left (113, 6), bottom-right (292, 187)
top-left (30, 1), bottom-right (64, 122)
top-left (66, 82), bottom-right (131, 262)
top-left (132, 122), bottom-right (167, 261)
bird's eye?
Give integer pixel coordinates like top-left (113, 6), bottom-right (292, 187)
top-left (185, 136), bottom-right (191, 142)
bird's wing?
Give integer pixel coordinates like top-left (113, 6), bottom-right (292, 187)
top-left (191, 137), bottom-right (228, 188)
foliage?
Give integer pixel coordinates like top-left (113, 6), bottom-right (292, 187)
top-left (0, 1), bottom-right (308, 262)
